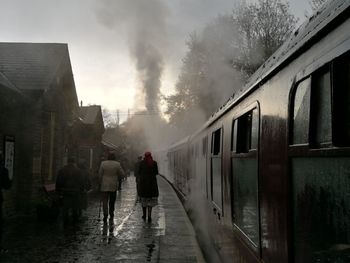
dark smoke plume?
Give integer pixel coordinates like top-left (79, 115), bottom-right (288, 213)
top-left (96, 0), bottom-right (168, 113)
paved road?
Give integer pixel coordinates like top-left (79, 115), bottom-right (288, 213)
top-left (1, 176), bottom-right (205, 263)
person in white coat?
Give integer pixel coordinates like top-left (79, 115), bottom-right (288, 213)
top-left (98, 152), bottom-right (125, 222)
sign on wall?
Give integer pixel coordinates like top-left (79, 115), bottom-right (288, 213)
top-left (4, 135), bottom-right (15, 180)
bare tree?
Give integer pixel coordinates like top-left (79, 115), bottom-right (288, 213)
top-left (102, 108), bottom-right (119, 128)
top-left (166, 0), bottom-right (298, 134)
top-left (233, 0), bottom-right (298, 76)
top-left (166, 16), bottom-right (240, 131)
top-left (309, 0), bottom-right (327, 11)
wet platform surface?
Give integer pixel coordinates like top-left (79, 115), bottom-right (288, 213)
top-left (1, 176), bottom-right (205, 262)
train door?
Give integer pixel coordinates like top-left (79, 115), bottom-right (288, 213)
top-left (231, 104), bottom-right (261, 255)
top-left (289, 52), bottom-right (350, 262)
top-left (210, 127), bottom-right (223, 220)
top-left (201, 136), bottom-right (208, 199)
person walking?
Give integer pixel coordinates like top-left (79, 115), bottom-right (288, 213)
top-left (98, 152), bottom-right (125, 223)
top-left (134, 156), bottom-right (143, 201)
top-left (77, 159), bottom-right (91, 217)
top-left (56, 157), bottom-right (84, 224)
top-left (138, 152), bottom-right (159, 222)
top-left (0, 152), bottom-right (11, 253)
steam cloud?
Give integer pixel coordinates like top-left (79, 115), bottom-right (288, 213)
top-left (96, 0), bottom-right (168, 113)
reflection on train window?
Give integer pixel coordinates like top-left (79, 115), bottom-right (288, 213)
top-left (251, 108), bottom-right (259, 149)
top-left (231, 120), bottom-right (237, 151)
top-left (231, 108), bottom-right (260, 248)
top-left (291, 54), bottom-right (350, 148)
top-left (211, 128), bottom-right (222, 210)
top-left (310, 66), bottom-right (332, 147)
top-left (292, 78), bottom-right (311, 144)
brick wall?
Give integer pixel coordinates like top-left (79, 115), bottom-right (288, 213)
top-left (0, 90), bottom-right (33, 217)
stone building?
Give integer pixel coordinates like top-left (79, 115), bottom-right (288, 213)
top-left (76, 105), bottom-right (105, 176)
top-left (0, 42), bottom-right (80, 215)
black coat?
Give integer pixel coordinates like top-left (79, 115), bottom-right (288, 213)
top-left (56, 164), bottom-right (84, 194)
top-left (138, 160), bottom-right (159, 198)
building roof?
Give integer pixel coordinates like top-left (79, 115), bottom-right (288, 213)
top-left (0, 42), bottom-right (72, 91)
top-left (0, 71), bottom-right (22, 94)
top-left (101, 140), bottom-right (121, 151)
top-left (80, 105), bottom-right (102, 125)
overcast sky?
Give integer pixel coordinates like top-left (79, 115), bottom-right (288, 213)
top-left (0, 0), bottom-right (311, 119)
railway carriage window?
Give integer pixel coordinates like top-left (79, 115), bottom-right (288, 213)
top-left (231, 107), bottom-right (260, 248)
top-left (202, 137), bottom-right (207, 156)
top-left (211, 128), bottom-right (222, 210)
top-left (231, 120), bottom-right (237, 151)
top-left (212, 129), bottom-right (221, 155)
top-left (310, 67), bottom-right (332, 147)
top-left (290, 54), bottom-right (350, 262)
top-left (236, 112), bottom-right (252, 153)
top-left (333, 53), bottom-right (350, 146)
top-left (292, 78), bottom-right (311, 144)
top-left (251, 108), bottom-right (259, 149)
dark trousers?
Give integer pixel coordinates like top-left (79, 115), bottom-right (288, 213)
top-left (101, 191), bottom-right (116, 218)
top-left (62, 193), bottom-right (80, 222)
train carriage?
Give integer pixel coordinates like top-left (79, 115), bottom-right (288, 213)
top-left (164, 1), bottom-right (350, 262)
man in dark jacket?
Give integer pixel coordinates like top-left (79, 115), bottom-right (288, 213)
top-left (0, 152), bottom-right (11, 252)
top-left (77, 159), bottom-right (91, 216)
top-left (134, 156), bottom-right (142, 201)
top-left (56, 157), bottom-right (83, 223)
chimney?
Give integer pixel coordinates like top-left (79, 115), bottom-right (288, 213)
top-left (80, 100), bottom-right (83, 107)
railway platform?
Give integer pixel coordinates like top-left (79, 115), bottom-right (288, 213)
top-left (0, 176), bottom-right (205, 262)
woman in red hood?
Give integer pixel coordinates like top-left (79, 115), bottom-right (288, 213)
top-left (137, 151), bottom-right (159, 222)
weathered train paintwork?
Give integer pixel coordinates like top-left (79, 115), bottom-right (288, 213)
top-left (159, 1), bottom-right (350, 262)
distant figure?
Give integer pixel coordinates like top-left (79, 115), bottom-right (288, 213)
top-left (115, 154), bottom-right (126, 191)
top-left (134, 156), bottom-right (143, 200)
top-left (138, 152), bottom-right (159, 222)
top-left (98, 152), bottom-right (125, 223)
top-left (56, 157), bottom-right (83, 223)
top-left (0, 152), bottom-right (11, 253)
top-left (77, 159), bottom-right (92, 216)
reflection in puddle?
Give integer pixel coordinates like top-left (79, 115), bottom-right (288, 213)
top-left (113, 207), bottom-right (134, 236)
top-left (101, 222), bottom-right (114, 244)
